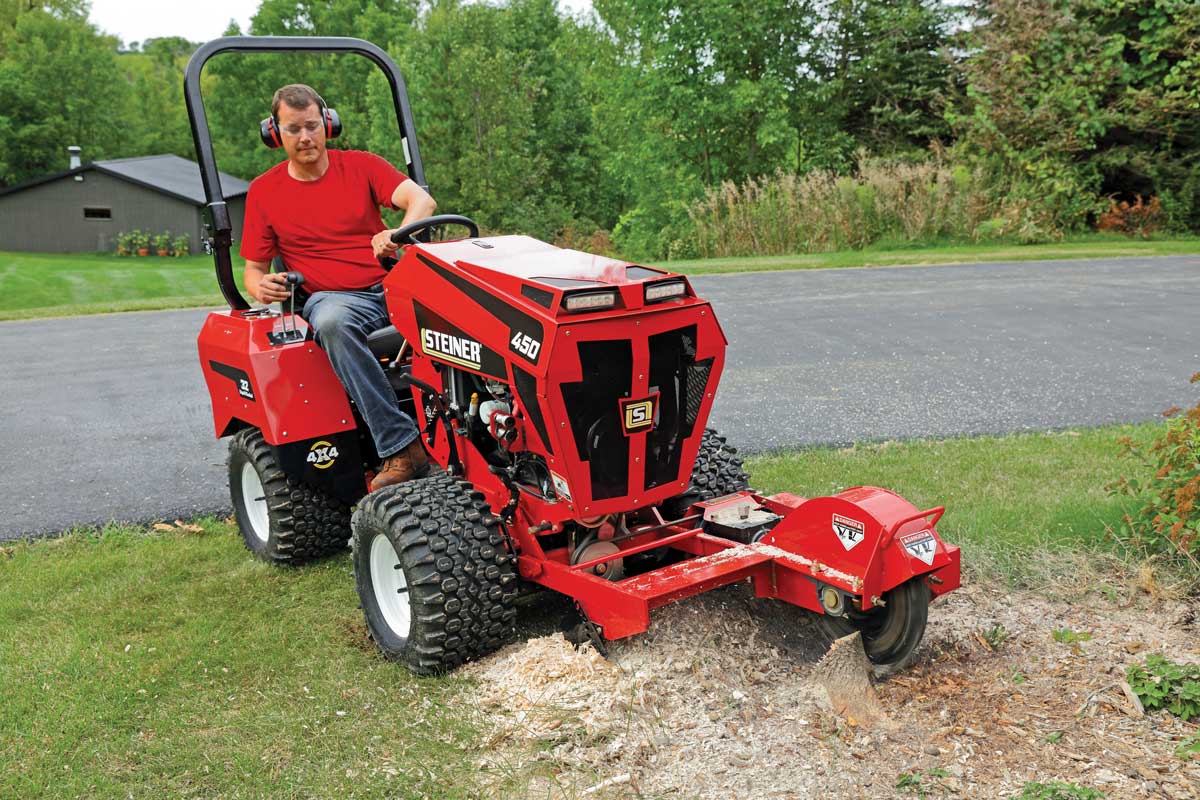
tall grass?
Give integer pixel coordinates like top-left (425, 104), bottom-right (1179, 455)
top-left (688, 158), bottom-right (1054, 259)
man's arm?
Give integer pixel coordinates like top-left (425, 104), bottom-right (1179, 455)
top-left (244, 259), bottom-right (290, 304)
top-left (371, 180), bottom-right (437, 259)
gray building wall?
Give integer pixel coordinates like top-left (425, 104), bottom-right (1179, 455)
top-left (0, 171), bottom-right (246, 254)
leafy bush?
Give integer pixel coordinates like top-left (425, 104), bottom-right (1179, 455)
top-left (1014, 782), bottom-right (1104, 800)
top-left (687, 158), bottom-right (999, 259)
top-left (152, 231), bottom-right (171, 253)
top-left (130, 229), bottom-right (150, 253)
top-left (1126, 654), bottom-right (1200, 721)
top-left (171, 233), bottom-right (190, 257)
top-left (1109, 374), bottom-right (1200, 559)
top-left (1097, 196), bottom-right (1166, 238)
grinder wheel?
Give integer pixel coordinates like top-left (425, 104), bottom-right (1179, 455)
top-left (816, 578), bottom-right (930, 678)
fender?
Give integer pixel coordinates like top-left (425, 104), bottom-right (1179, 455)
top-left (198, 310), bottom-right (355, 443)
top-left (760, 486), bottom-right (961, 611)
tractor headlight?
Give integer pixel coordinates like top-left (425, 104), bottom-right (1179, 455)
top-left (644, 279), bottom-right (686, 303)
top-left (562, 289), bottom-right (617, 312)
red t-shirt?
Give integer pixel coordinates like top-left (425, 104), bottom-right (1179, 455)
top-left (240, 149), bottom-right (409, 292)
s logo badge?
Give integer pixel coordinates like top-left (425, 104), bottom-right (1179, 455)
top-left (618, 393), bottom-right (659, 435)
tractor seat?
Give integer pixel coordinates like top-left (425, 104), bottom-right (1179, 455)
top-left (367, 325), bottom-right (405, 361)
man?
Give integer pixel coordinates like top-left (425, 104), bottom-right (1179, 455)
top-left (240, 84), bottom-right (436, 491)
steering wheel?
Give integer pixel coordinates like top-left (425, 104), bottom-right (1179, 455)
top-left (389, 214), bottom-right (480, 245)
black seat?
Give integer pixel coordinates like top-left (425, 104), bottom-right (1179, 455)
top-left (367, 325), bottom-right (405, 361)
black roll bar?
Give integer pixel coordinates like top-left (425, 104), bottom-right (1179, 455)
top-left (183, 36), bottom-right (427, 311)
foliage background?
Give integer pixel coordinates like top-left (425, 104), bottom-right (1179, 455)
top-left (1, 0), bottom-right (1198, 259)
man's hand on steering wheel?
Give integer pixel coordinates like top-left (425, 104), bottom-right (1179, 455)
top-left (372, 215), bottom-right (481, 267)
top-left (372, 228), bottom-right (401, 260)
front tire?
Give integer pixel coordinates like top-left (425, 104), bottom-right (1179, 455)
top-left (352, 470), bottom-right (517, 674)
top-left (228, 428), bottom-right (351, 565)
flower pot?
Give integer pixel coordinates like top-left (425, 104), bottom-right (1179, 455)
top-left (157, 249), bottom-right (170, 257)
top-left (137, 248), bottom-right (149, 256)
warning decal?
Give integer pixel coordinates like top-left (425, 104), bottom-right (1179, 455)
top-left (832, 513), bottom-right (866, 551)
top-left (900, 530), bottom-right (937, 565)
top-left (550, 471), bottom-right (572, 502)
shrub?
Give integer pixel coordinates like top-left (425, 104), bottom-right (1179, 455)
top-left (1097, 195), bottom-right (1166, 238)
top-left (1109, 373), bottom-right (1200, 560)
top-left (152, 231), bottom-right (172, 254)
top-left (684, 155), bottom-right (1061, 260)
top-left (171, 233), bottom-right (191, 257)
top-left (1126, 654), bottom-right (1200, 721)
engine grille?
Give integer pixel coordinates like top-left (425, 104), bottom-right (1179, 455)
top-left (560, 339), bottom-right (631, 500)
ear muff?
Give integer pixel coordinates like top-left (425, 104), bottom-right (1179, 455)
top-left (259, 98), bottom-right (341, 148)
top-left (323, 107), bottom-right (342, 140)
top-left (259, 116), bottom-right (283, 149)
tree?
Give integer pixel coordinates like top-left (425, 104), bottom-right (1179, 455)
top-left (0, 10), bottom-right (130, 185)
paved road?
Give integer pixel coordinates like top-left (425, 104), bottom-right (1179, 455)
top-left (2, 255), bottom-right (1197, 539)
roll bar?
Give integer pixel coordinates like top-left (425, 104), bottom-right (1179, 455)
top-left (183, 36), bottom-right (427, 311)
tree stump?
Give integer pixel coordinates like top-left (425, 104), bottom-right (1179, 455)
top-left (815, 631), bottom-right (893, 728)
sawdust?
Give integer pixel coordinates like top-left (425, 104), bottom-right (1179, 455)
top-left (466, 579), bottom-right (1200, 799)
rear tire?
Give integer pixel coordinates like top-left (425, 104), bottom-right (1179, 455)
top-left (351, 470), bottom-right (518, 674)
top-left (816, 579), bottom-right (930, 678)
top-left (663, 427), bottom-right (751, 518)
top-left (228, 428), bottom-right (351, 565)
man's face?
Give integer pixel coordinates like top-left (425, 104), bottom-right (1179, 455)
top-left (276, 101), bottom-right (325, 165)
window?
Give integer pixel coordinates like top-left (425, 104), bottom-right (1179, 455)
top-left (83, 207), bottom-right (111, 220)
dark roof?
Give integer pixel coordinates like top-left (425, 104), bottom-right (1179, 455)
top-left (0, 154), bottom-right (249, 205)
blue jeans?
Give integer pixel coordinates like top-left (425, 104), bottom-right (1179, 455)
top-left (301, 285), bottom-right (420, 459)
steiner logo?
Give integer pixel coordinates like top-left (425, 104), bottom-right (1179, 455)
top-left (307, 440), bottom-right (339, 470)
top-left (421, 328), bottom-right (483, 370)
top-left (618, 393), bottom-right (659, 435)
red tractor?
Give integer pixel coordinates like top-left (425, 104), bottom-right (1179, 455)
top-left (187, 37), bottom-right (960, 676)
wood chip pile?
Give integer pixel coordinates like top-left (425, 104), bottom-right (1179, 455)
top-left (466, 581), bottom-right (1200, 799)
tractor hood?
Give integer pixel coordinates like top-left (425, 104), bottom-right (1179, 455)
top-left (416, 235), bottom-right (690, 315)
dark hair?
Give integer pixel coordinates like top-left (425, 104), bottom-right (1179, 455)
top-left (271, 84), bottom-right (324, 118)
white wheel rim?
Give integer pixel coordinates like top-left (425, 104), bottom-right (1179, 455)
top-left (369, 534), bottom-right (411, 639)
top-left (240, 462), bottom-right (270, 543)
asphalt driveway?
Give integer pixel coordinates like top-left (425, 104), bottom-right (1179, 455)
top-left (2, 255), bottom-right (1197, 539)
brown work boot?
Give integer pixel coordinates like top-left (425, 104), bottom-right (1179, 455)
top-left (369, 439), bottom-right (430, 491)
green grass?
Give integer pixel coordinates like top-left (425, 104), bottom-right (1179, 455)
top-left (0, 251), bottom-right (222, 321)
top-left (653, 234), bottom-right (1200, 275)
top-left (0, 421), bottom-right (1165, 795)
top-left (747, 422), bottom-right (1161, 585)
top-left (3, 234), bottom-right (1198, 321)
top-left (0, 521), bottom-right (486, 799)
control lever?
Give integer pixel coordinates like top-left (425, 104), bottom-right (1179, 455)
top-left (268, 271), bottom-right (306, 345)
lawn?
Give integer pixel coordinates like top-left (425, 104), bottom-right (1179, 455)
top-left (0, 421), bottom-right (1164, 797)
top-left (656, 234), bottom-right (1200, 275)
top-left (2, 234), bottom-right (1197, 320)
top-left (0, 251), bottom-right (223, 321)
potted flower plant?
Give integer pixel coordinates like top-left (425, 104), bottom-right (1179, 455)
top-left (153, 231), bottom-right (172, 257)
top-left (133, 230), bottom-right (150, 256)
top-left (115, 231), bottom-right (132, 256)
top-left (172, 233), bottom-right (191, 257)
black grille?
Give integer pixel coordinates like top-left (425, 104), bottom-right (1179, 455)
top-left (686, 358), bottom-right (714, 427)
top-left (644, 325), bottom-right (708, 491)
top-left (561, 340), bottom-right (631, 500)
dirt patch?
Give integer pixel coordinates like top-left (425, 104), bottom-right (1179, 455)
top-left (466, 580), bottom-right (1200, 799)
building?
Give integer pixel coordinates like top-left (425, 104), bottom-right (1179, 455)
top-left (0, 152), bottom-right (249, 254)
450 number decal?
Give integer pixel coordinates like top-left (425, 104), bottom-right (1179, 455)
top-left (510, 331), bottom-right (541, 362)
